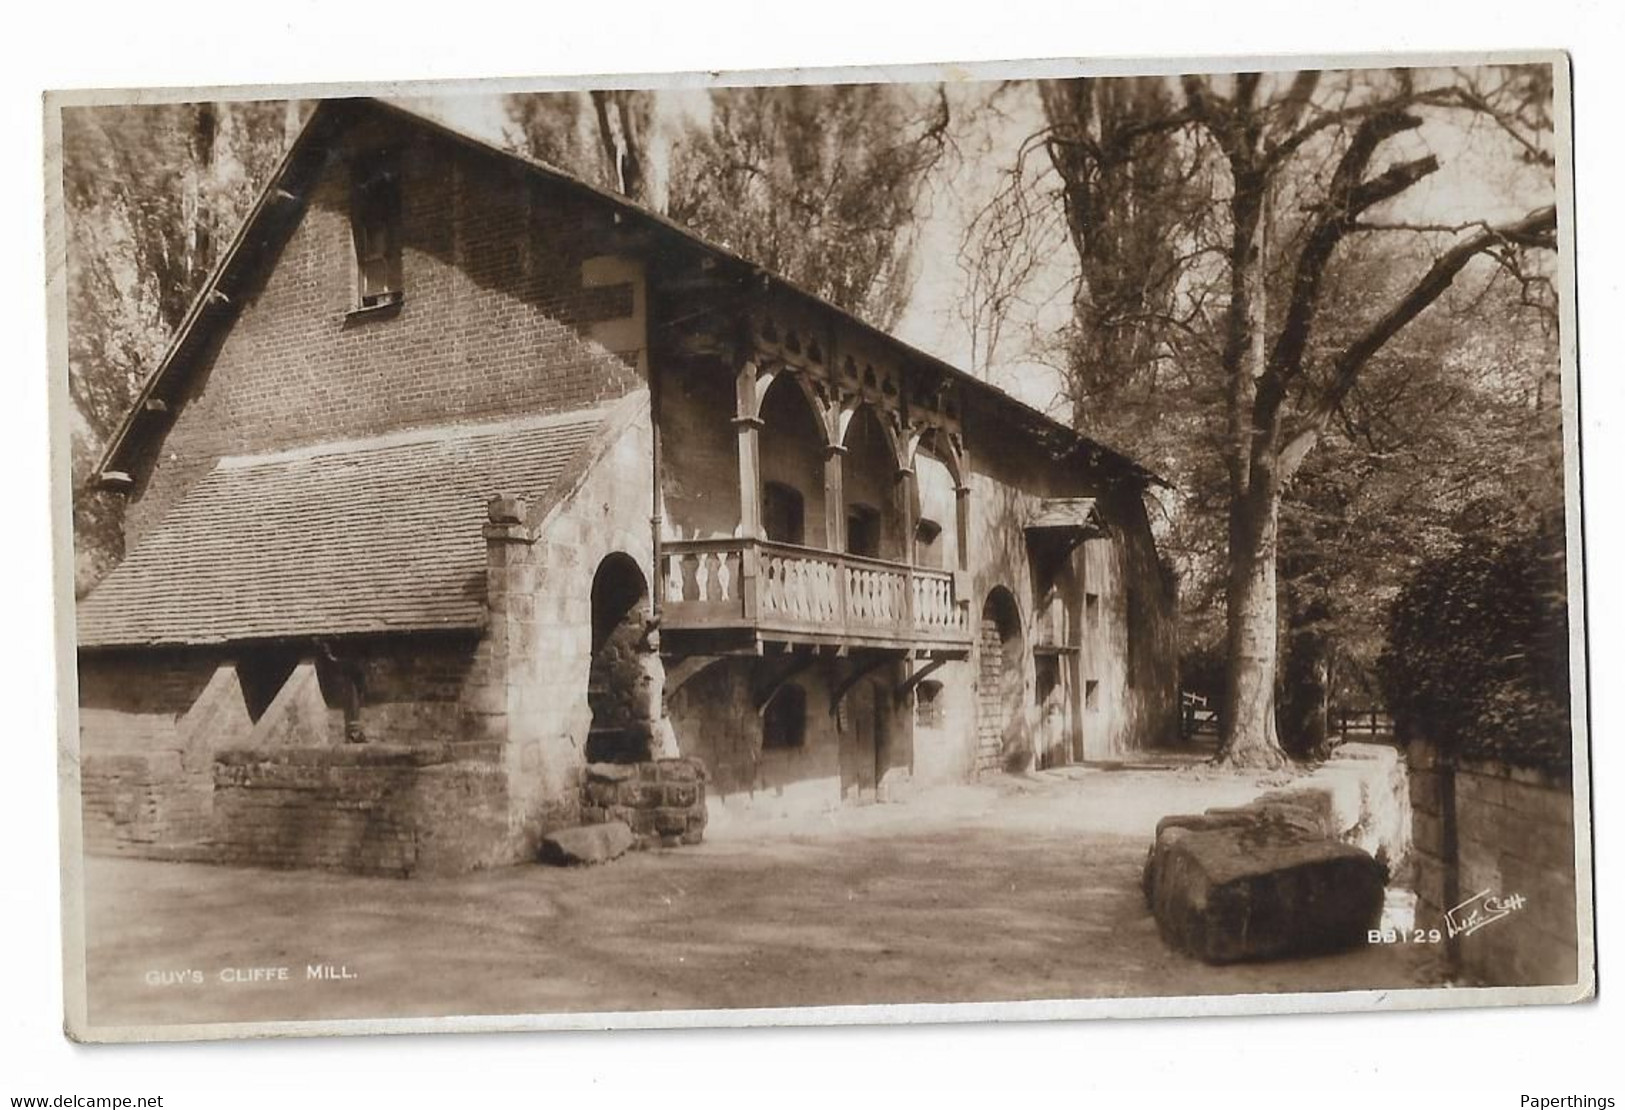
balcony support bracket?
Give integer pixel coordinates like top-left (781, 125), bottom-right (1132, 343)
top-left (829, 653), bottom-right (895, 715)
top-left (753, 651), bottom-right (820, 712)
top-left (662, 654), bottom-right (726, 700)
top-left (897, 657), bottom-right (948, 699)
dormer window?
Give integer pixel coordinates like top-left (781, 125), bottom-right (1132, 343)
top-left (351, 152), bottom-right (402, 309)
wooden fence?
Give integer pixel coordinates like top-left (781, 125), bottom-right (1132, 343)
top-left (1179, 692), bottom-right (1393, 743)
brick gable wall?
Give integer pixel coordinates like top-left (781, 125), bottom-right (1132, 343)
top-left (123, 118), bottom-right (645, 549)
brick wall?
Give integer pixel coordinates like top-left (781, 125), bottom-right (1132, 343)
top-left (1408, 738), bottom-right (1580, 986)
top-left (124, 115), bottom-right (645, 550)
top-left (79, 653), bottom-right (237, 857)
top-left (77, 635), bottom-right (498, 865)
top-left (209, 745), bottom-right (511, 876)
top-left (81, 752), bottom-right (213, 858)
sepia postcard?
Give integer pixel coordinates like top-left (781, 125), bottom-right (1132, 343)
top-left (45, 51), bottom-right (1593, 1043)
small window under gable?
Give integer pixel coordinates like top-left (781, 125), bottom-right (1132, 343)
top-left (351, 151), bottom-right (403, 310)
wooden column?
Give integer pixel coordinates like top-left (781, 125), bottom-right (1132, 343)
top-left (734, 360), bottom-right (763, 540)
top-left (825, 442), bottom-right (848, 627)
top-left (733, 360), bottom-right (765, 623)
top-left (898, 464), bottom-right (917, 631)
top-left (898, 465), bottom-right (917, 564)
top-left (955, 484), bottom-right (971, 571)
top-left (824, 442), bottom-right (847, 553)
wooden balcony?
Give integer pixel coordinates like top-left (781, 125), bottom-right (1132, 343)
top-left (658, 538), bottom-right (973, 656)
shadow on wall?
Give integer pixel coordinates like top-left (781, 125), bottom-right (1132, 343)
top-left (1111, 484), bottom-right (1180, 748)
top-left (666, 657), bottom-right (911, 814)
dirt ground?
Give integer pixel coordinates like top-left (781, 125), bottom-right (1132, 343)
top-left (79, 760), bottom-right (1440, 1029)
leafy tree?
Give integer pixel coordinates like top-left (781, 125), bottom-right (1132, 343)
top-left (1275, 246), bottom-right (1561, 757)
top-left (666, 84), bottom-right (950, 330)
top-left (506, 84), bottom-right (950, 329)
top-left (62, 100), bottom-right (301, 593)
top-left (1380, 522), bottom-right (1570, 770)
top-left (504, 90), bottom-right (655, 204)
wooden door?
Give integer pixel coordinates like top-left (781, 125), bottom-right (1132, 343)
top-left (1034, 653), bottom-right (1072, 769)
top-left (840, 678), bottom-right (883, 802)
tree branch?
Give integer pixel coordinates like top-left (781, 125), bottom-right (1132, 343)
top-left (1262, 110), bottom-right (1434, 393)
top-left (1278, 205), bottom-right (1559, 479)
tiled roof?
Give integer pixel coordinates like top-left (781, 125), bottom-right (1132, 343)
top-left (77, 408), bottom-right (607, 648)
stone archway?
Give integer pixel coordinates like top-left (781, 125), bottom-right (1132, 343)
top-left (976, 587), bottom-right (1027, 774)
top-left (586, 553), bottom-right (657, 763)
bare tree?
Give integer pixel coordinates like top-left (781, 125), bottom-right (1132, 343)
top-left (1011, 66), bottom-right (1557, 766)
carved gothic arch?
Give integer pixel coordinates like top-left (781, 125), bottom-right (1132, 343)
top-left (755, 364), bottom-right (838, 448)
top-left (910, 424), bottom-right (965, 489)
top-left (838, 399), bottom-right (911, 476)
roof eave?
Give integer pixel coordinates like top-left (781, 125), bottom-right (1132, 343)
top-left (93, 101), bottom-right (353, 483)
top-left (93, 95), bottom-right (1163, 489)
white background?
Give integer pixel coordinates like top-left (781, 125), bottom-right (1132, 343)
top-left (2, 3), bottom-right (1618, 1106)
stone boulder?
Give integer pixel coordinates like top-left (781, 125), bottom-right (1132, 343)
top-left (539, 821), bottom-right (636, 866)
top-left (1144, 812), bottom-right (1387, 964)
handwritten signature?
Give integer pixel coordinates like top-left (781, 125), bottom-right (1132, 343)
top-left (1444, 889), bottom-right (1528, 938)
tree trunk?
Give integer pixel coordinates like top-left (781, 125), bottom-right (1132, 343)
top-left (1214, 167), bottom-right (1291, 770)
top-left (1280, 603), bottom-right (1332, 760)
top-left (1220, 488), bottom-right (1289, 768)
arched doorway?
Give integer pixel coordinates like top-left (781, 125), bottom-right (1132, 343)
top-left (587, 553), bottom-right (654, 763)
top-left (977, 587), bottom-right (1027, 774)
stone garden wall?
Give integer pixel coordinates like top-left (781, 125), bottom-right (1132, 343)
top-left (1408, 738), bottom-right (1579, 986)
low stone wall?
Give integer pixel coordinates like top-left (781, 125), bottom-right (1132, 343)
top-left (1294, 742), bottom-right (1412, 876)
top-left (81, 752), bottom-right (212, 858)
top-left (580, 758), bottom-right (707, 847)
top-left (209, 744), bottom-right (513, 877)
top-left (1408, 739), bottom-right (1579, 986)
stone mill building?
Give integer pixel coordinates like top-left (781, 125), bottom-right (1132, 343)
top-left (73, 97), bottom-right (1179, 875)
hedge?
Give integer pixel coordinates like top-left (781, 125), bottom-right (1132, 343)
top-left (1378, 526), bottom-right (1572, 770)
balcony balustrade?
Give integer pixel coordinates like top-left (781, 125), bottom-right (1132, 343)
top-left (659, 538), bottom-right (971, 654)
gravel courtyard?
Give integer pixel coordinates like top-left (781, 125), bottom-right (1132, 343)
top-left (79, 761), bottom-right (1439, 1030)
